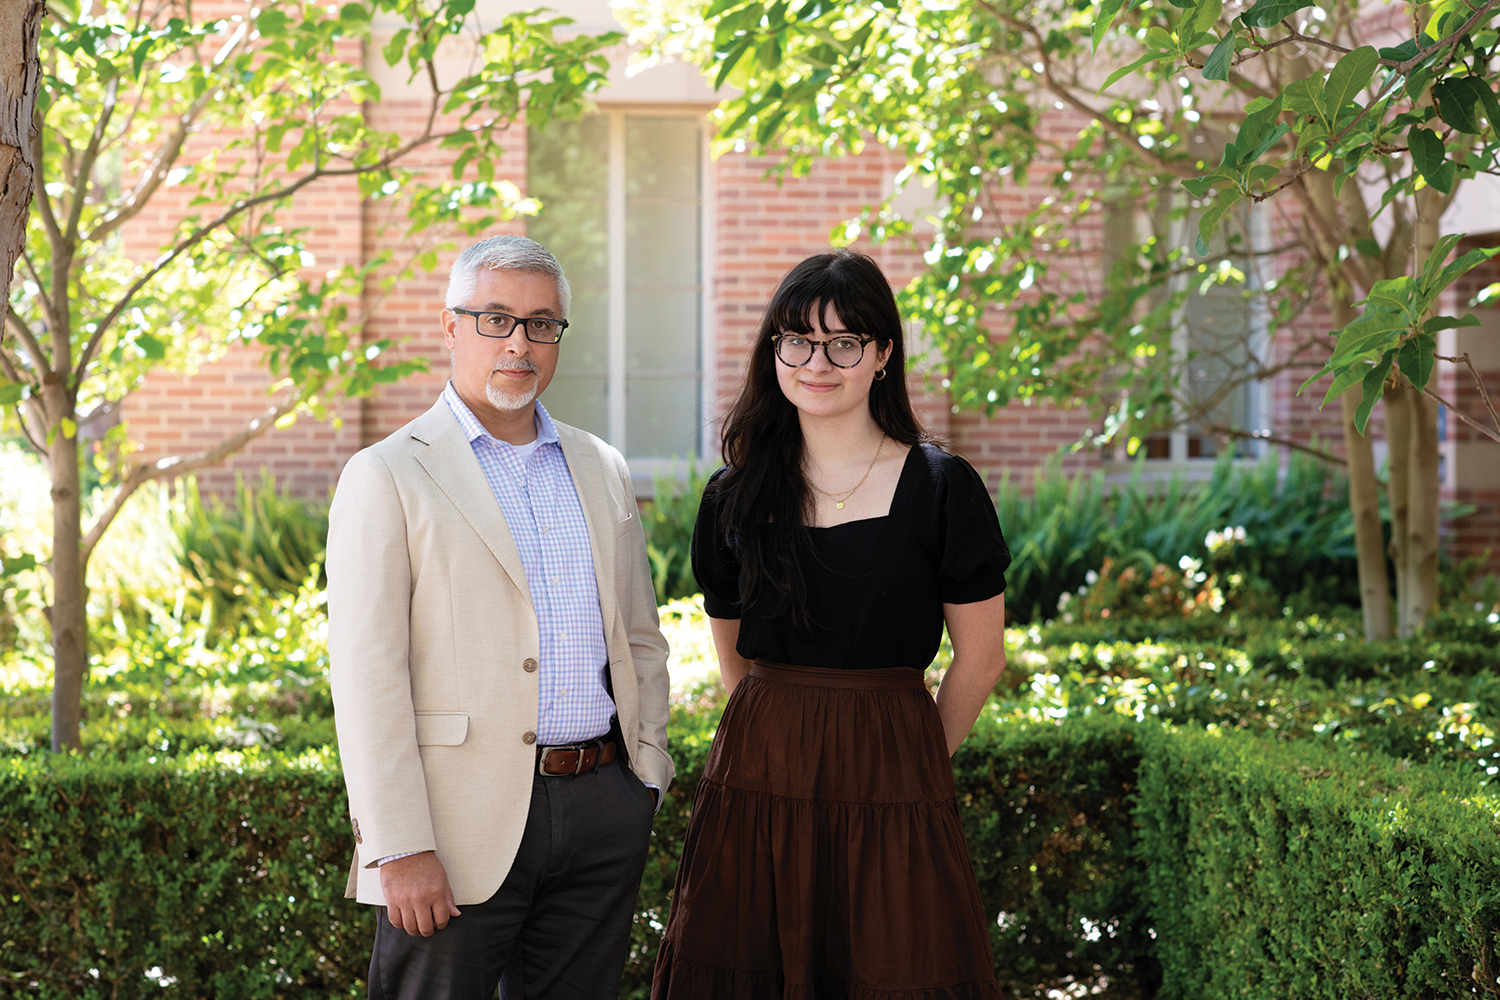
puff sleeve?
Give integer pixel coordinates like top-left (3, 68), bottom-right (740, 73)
top-left (691, 468), bottom-right (744, 619)
top-left (936, 454), bottom-right (1011, 605)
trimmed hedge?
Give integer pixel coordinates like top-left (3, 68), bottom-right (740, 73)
top-left (4, 716), bottom-right (1498, 998)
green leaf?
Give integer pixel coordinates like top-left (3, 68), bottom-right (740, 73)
top-left (1354, 352), bottom-right (1393, 433)
top-left (1308, 360), bottom-right (1361, 402)
top-left (1437, 246), bottom-right (1500, 289)
top-left (131, 38), bottom-right (153, 79)
top-left (1354, 239), bottom-right (1381, 258)
top-left (1433, 76), bottom-right (1488, 134)
top-left (1408, 127), bottom-right (1453, 194)
top-left (1323, 46), bottom-right (1376, 115)
top-left (715, 37), bottom-right (754, 90)
top-left (1195, 190), bottom-right (1243, 256)
top-left (1327, 313), bottom-right (1404, 369)
top-left (1241, 0), bottom-right (1309, 29)
top-left (0, 380), bottom-right (24, 406)
top-left (1098, 51), bottom-right (1172, 95)
top-left (255, 9), bottom-right (291, 36)
top-left (1191, 0), bottom-right (1224, 38)
top-left (1202, 32), bottom-right (1235, 82)
top-left (382, 27), bottom-right (410, 67)
top-left (60, 417), bottom-right (78, 440)
top-left (135, 333), bottom-right (167, 360)
top-left (1234, 96), bottom-right (1284, 163)
top-left (1398, 333), bottom-right (1436, 390)
top-left (1093, 0), bottom-right (1126, 53)
top-left (1282, 75), bottom-right (1322, 117)
top-left (1423, 312), bottom-right (1481, 333)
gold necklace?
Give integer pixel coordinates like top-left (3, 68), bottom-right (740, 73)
top-left (809, 435), bottom-right (886, 510)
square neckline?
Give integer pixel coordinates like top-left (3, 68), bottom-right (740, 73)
top-left (809, 442), bottom-right (922, 531)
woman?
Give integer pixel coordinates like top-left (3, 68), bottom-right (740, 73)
top-left (652, 249), bottom-right (1010, 999)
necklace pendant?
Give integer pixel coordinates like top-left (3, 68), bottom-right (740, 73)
top-left (835, 501), bottom-right (845, 509)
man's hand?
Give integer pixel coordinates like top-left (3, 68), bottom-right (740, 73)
top-left (380, 851), bottom-right (462, 937)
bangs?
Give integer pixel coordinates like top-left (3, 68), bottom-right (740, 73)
top-left (764, 254), bottom-right (902, 342)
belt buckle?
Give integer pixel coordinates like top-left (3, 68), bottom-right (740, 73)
top-left (537, 738), bottom-right (602, 777)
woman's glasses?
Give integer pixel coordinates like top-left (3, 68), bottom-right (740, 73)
top-left (772, 333), bottom-right (875, 369)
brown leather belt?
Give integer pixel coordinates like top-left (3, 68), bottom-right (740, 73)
top-left (536, 739), bottom-right (616, 776)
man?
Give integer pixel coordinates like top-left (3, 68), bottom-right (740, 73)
top-left (328, 234), bottom-right (673, 999)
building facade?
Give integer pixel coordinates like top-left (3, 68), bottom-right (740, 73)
top-left (118, 0), bottom-right (1500, 575)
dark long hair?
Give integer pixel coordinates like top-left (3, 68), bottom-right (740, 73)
top-left (712, 249), bottom-right (926, 631)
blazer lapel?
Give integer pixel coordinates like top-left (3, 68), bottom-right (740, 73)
top-left (557, 426), bottom-right (620, 630)
top-left (410, 401), bottom-right (532, 605)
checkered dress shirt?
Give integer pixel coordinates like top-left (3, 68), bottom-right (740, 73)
top-left (442, 382), bottom-right (615, 744)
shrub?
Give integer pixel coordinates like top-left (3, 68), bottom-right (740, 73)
top-left (995, 450), bottom-right (1365, 623)
top-left (170, 472), bottom-right (330, 623)
top-left (1136, 726), bottom-right (1500, 997)
top-left (7, 713), bottom-right (1500, 999)
top-left (0, 748), bottom-right (369, 999)
top-left (640, 462), bottom-right (711, 605)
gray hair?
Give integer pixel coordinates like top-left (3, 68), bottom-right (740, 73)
top-left (445, 234), bottom-right (571, 316)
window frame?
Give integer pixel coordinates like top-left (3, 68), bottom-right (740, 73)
top-left (529, 106), bottom-right (716, 496)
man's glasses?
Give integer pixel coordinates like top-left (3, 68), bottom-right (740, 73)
top-left (772, 333), bottom-right (875, 369)
top-left (452, 308), bottom-right (568, 344)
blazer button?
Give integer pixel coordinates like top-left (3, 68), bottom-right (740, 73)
top-left (522, 731), bottom-right (537, 745)
top-left (522, 658), bottom-right (538, 673)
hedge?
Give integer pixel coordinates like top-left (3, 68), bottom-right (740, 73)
top-left (3, 715), bottom-right (1498, 999)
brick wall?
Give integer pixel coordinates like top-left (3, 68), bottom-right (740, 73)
top-left (114, 75), bottom-right (1500, 576)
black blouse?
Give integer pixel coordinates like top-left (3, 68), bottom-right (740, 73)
top-left (690, 443), bottom-right (1011, 670)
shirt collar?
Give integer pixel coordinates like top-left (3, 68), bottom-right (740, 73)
top-left (441, 381), bottom-right (560, 448)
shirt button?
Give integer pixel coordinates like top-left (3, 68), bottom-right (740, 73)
top-left (522, 658), bottom-right (538, 673)
top-left (522, 731), bottom-right (537, 745)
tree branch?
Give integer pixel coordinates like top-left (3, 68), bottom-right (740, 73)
top-left (74, 109), bottom-right (456, 382)
top-left (1436, 351), bottom-right (1500, 434)
top-left (65, 76), bottom-right (120, 246)
top-left (975, 0), bottom-right (1201, 179)
top-left (1422, 383), bottom-right (1500, 445)
top-left (1202, 422), bottom-right (1349, 464)
top-left (87, 87), bottom-right (216, 245)
top-left (79, 395), bottom-right (299, 565)
top-left (5, 309), bottom-right (53, 383)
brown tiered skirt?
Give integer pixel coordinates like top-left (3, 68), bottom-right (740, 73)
top-left (652, 661), bottom-right (1002, 999)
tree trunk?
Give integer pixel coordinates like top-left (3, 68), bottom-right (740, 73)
top-left (47, 412), bottom-right (86, 753)
top-left (1403, 185), bottom-right (1444, 633)
top-left (0, 0), bottom-right (43, 334)
top-left (1405, 386), bottom-right (1440, 631)
top-left (1337, 292), bottom-right (1393, 641)
top-left (1384, 380), bottom-right (1412, 631)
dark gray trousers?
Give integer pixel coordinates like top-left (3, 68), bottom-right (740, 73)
top-left (368, 756), bottom-right (656, 1000)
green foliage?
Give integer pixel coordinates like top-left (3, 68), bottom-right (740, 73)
top-left (7, 0), bottom-right (628, 749)
top-left (0, 749), bottom-right (369, 999)
top-left (641, 463), bottom-right (711, 605)
top-left (625, 0), bottom-right (1499, 454)
top-left (997, 449), bottom-right (1361, 623)
top-left (7, 712), bottom-right (1500, 998)
top-left (1136, 726), bottom-right (1500, 997)
top-left (170, 473), bottom-right (330, 625)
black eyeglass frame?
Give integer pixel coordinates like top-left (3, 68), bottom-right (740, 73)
top-left (451, 307), bottom-right (569, 344)
top-left (771, 333), bottom-right (878, 370)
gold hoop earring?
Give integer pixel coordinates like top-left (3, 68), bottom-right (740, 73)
top-left (874, 368), bottom-right (887, 381)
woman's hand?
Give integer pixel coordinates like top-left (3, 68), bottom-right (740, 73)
top-left (710, 617), bottom-right (754, 694)
top-left (934, 593), bottom-right (1007, 756)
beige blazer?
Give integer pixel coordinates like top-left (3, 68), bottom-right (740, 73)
top-left (327, 398), bottom-right (674, 906)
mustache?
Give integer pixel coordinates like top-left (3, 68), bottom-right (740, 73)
top-left (491, 359), bottom-right (539, 375)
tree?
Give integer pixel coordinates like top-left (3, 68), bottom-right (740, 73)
top-left (3, 0), bottom-right (620, 751)
top-left (0, 0), bottom-right (45, 332)
top-left (626, 0), bottom-right (1499, 640)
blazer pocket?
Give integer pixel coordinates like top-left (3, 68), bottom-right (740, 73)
top-left (414, 712), bottom-right (469, 746)
top-left (613, 509), bottom-right (636, 536)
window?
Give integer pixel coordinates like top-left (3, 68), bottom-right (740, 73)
top-left (1106, 197), bottom-right (1271, 468)
top-left (527, 112), bottom-right (709, 477)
